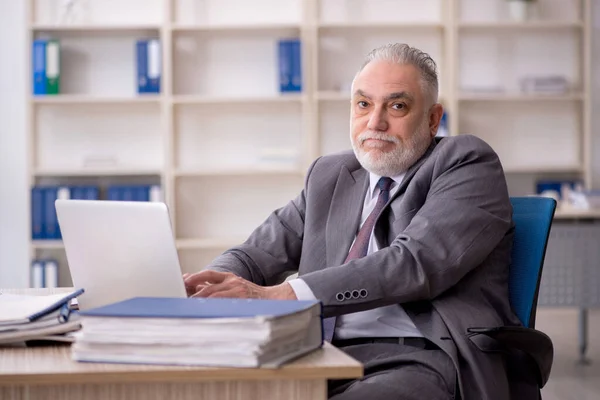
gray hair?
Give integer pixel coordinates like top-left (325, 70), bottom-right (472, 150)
top-left (353, 43), bottom-right (439, 106)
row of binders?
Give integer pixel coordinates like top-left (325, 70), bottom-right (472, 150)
top-left (33, 37), bottom-right (300, 95)
top-left (31, 259), bottom-right (60, 289)
top-left (32, 184), bottom-right (161, 240)
top-left (32, 38), bottom-right (161, 95)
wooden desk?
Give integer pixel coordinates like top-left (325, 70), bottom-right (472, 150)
top-left (0, 289), bottom-right (363, 400)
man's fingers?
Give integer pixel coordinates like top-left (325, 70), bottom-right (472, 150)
top-left (207, 289), bottom-right (240, 299)
top-left (184, 270), bottom-right (231, 287)
top-left (192, 282), bottom-right (230, 298)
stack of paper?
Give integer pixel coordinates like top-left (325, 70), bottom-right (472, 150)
top-left (72, 297), bottom-right (323, 367)
top-left (0, 289), bottom-right (84, 345)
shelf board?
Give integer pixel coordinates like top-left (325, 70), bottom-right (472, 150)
top-left (458, 93), bottom-right (584, 102)
top-left (318, 21), bottom-right (443, 30)
top-left (458, 21), bottom-right (583, 31)
top-left (503, 165), bottom-right (584, 174)
top-left (34, 168), bottom-right (163, 177)
top-left (554, 208), bottom-right (600, 220)
top-left (175, 167), bottom-right (303, 177)
top-left (176, 238), bottom-right (246, 250)
top-left (173, 94), bottom-right (304, 105)
top-left (31, 240), bottom-right (64, 250)
top-left (31, 95), bottom-right (162, 105)
top-left (172, 23), bottom-right (300, 33)
top-left (31, 24), bottom-right (161, 32)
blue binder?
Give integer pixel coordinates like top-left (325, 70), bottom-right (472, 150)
top-left (136, 39), bottom-right (161, 94)
top-left (32, 40), bottom-right (47, 95)
top-left (80, 297), bottom-right (322, 320)
top-left (43, 187), bottom-right (59, 240)
top-left (290, 39), bottom-right (302, 92)
top-left (31, 187), bottom-right (45, 239)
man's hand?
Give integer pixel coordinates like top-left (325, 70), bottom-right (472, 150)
top-left (182, 271), bottom-right (297, 300)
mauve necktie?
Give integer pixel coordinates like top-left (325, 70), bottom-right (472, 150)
top-left (323, 177), bottom-right (394, 342)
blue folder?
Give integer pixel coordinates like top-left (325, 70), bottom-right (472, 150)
top-left (80, 297), bottom-right (322, 320)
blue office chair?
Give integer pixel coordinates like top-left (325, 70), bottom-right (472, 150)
top-left (468, 196), bottom-right (556, 399)
top-left (508, 196), bottom-right (557, 329)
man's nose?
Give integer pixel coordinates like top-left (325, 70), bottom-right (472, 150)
top-left (367, 105), bottom-right (388, 131)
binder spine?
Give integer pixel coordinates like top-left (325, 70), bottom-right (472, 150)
top-left (149, 185), bottom-right (162, 202)
top-left (136, 40), bottom-right (149, 94)
top-left (290, 39), bottom-right (302, 92)
top-left (31, 260), bottom-right (45, 288)
top-left (147, 39), bottom-right (161, 93)
top-left (44, 260), bottom-right (59, 288)
top-left (44, 187), bottom-right (59, 240)
top-left (45, 40), bottom-right (60, 95)
top-left (32, 40), bottom-right (47, 95)
top-left (31, 186), bottom-right (45, 239)
top-left (278, 39), bottom-right (292, 93)
top-left (56, 186), bottom-right (70, 239)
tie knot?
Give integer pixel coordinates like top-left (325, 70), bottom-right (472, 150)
top-left (377, 177), bottom-right (393, 192)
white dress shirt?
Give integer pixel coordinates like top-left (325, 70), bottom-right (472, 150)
top-left (288, 172), bottom-right (423, 339)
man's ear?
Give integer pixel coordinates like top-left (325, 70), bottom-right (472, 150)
top-left (428, 103), bottom-right (444, 138)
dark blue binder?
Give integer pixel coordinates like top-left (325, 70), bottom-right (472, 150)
top-left (290, 39), bottom-right (302, 92)
top-left (31, 186), bottom-right (44, 240)
top-left (278, 39), bottom-right (292, 92)
top-left (136, 40), bottom-right (149, 93)
top-left (32, 40), bottom-right (47, 95)
top-left (80, 297), bottom-right (322, 320)
top-left (44, 187), bottom-right (59, 240)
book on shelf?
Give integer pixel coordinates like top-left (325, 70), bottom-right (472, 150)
top-left (31, 185), bottom-right (161, 240)
top-left (277, 38), bottom-right (302, 93)
top-left (107, 184), bottom-right (161, 202)
top-left (136, 39), bottom-right (161, 94)
top-left (32, 39), bottom-right (60, 95)
top-left (72, 297), bottom-right (324, 368)
top-left (0, 289), bottom-right (84, 345)
top-left (31, 185), bottom-right (100, 240)
top-left (30, 259), bottom-right (59, 289)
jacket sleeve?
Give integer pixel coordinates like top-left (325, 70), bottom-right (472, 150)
top-left (300, 136), bottom-right (513, 317)
top-left (202, 158), bottom-right (320, 286)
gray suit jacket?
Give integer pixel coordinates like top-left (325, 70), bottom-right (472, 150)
top-left (205, 134), bottom-right (550, 400)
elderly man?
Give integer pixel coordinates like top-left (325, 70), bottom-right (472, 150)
top-left (184, 43), bottom-right (549, 400)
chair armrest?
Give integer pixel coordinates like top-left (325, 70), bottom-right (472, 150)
top-left (467, 326), bottom-right (553, 387)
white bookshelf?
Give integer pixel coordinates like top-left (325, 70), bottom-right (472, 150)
top-left (25, 0), bottom-right (593, 286)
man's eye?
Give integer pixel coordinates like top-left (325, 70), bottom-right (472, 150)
top-left (357, 101), bottom-right (369, 108)
top-left (392, 103), bottom-right (405, 110)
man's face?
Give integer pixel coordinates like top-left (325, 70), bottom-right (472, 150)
top-left (350, 60), bottom-right (442, 177)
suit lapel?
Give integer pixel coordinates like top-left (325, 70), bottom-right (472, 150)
top-left (372, 139), bottom-right (438, 248)
top-left (326, 166), bottom-right (369, 268)
top-left (388, 139), bottom-right (437, 205)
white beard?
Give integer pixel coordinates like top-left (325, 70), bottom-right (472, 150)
top-left (351, 117), bottom-right (432, 177)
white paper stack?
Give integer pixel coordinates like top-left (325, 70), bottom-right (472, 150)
top-left (72, 297), bottom-right (324, 368)
top-left (0, 289), bottom-right (84, 345)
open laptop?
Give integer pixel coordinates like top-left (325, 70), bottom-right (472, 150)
top-left (55, 199), bottom-right (187, 311)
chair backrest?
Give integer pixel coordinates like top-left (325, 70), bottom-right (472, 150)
top-left (509, 197), bottom-right (557, 329)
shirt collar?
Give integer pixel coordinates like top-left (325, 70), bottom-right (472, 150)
top-left (368, 171), bottom-right (406, 199)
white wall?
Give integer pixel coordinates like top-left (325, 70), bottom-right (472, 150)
top-left (0, 0), bottom-right (28, 288)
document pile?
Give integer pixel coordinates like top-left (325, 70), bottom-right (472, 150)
top-left (72, 297), bottom-right (323, 368)
top-left (0, 289), bottom-right (83, 345)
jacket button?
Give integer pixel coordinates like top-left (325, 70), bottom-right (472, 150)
top-left (336, 292), bottom-right (344, 301)
top-left (344, 291), bottom-right (352, 299)
top-left (352, 290), bottom-right (360, 299)
top-left (359, 289), bottom-right (368, 298)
